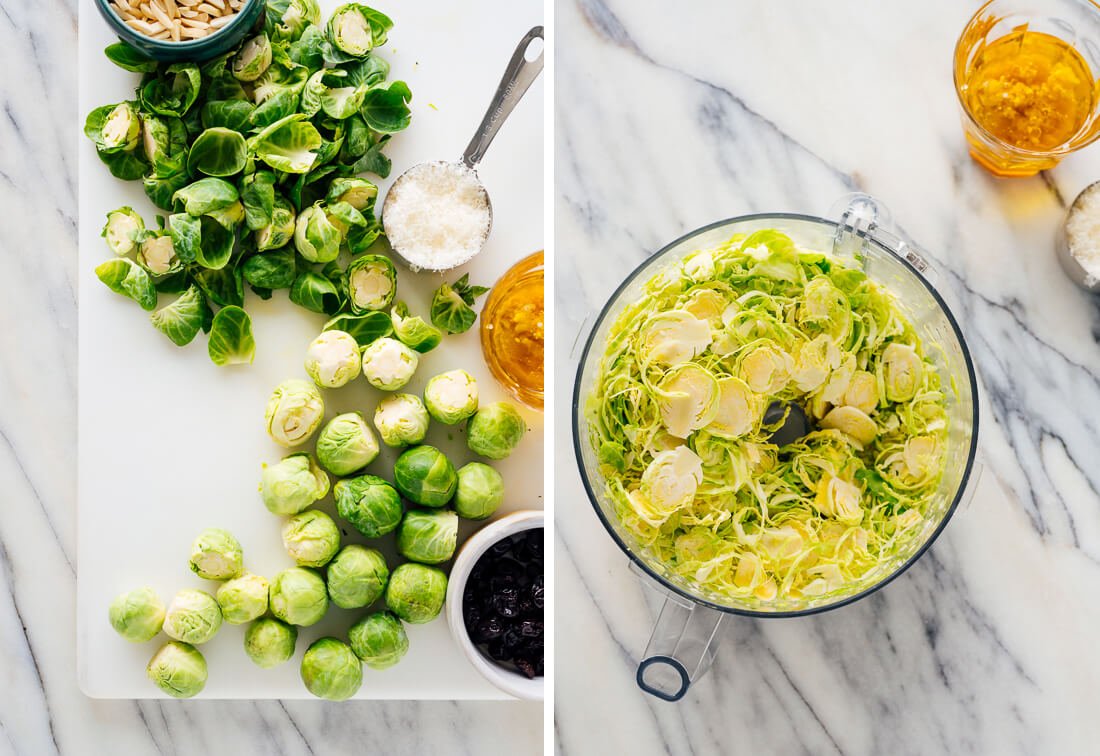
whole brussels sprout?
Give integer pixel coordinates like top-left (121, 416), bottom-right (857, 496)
top-left (265, 379), bottom-right (325, 447)
top-left (334, 475), bottom-right (403, 538)
top-left (270, 567), bottom-right (329, 626)
top-left (215, 573), bottom-right (269, 625)
top-left (349, 611), bottom-right (408, 670)
top-left (326, 544), bottom-right (389, 609)
top-left (162, 589), bottom-right (222, 645)
top-left (244, 617), bottom-right (298, 669)
top-left (261, 453), bottom-right (330, 515)
top-left (454, 462), bottom-right (505, 520)
top-left (361, 337), bottom-right (418, 391)
top-left (232, 33), bottom-right (273, 82)
top-left (147, 641), bottom-right (207, 698)
top-left (108, 586), bottom-right (165, 642)
top-left (102, 207), bottom-right (144, 256)
top-left (423, 370), bottom-right (479, 425)
top-left (393, 445), bottom-right (457, 508)
top-left (189, 528), bottom-right (244, 580)
top-left (397, 509), bottom-right (458, 565)
top-left (301, 637), bottom-right (363, 701)
top-left (346, 254), bottom-right (397, 314)
top-left (304, 330), bottom-right (362, 388)
top-left (295, 202), bottom-right (342, 264)
top-left (467, 402), bottom-right (527, 460)
top-left (373, 394), bottom-right (430, 447)
top-left (385, 563), bottom-right (447, 624)
top-left (281, 510), bottom-right (341, 568)
top-left (316, 412), bottom-right (379, 476)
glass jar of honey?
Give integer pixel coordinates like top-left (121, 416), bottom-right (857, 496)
top-left (480, 251), bottom-right (544, 409)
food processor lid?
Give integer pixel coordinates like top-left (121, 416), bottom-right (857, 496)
top-left (571, 192), bottom-right (982, 619)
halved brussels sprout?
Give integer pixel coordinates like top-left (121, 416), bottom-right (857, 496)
top-left (384, 563), bottom-right (447, 624)
top-left (881, 343), bottom-right (923, 403)
top-left (656, 363), bottom-right (720, 439)
top-left (85, 102), bottom-right (142, 153)
top-left (109, 586), bottom-right (165, 643)
top-left (257, 195), bottom-right (297, 251)
top-left (301, 637), bottom-right (362, 701)
top-left (349, 611), bottom-right (408, 670)
top-left (189, 528), bottom-right (244, 580)
top-left (397, 509), bottom-right (458, 564)
top-left (304, 330), bottom-right (362, 388)
top-left (244, 617), bottom-right (297, 669)
top-left (232, 34), bottom-right (273, 82)
top-left (137, 232), bottom-right (181, 277)
top-left (216, 573), bottom-right (270, 625)
top-left (639, 446), bottom-right (703, 519)
top-left (466, 403), bottom-right (527, 460)
top-left (269, 567), bottom-right (328, 626)
top-left (327, 4), bottom-right (390, 56)
top-left (423, 370), bottom-right (479, 425)
top-left (346, 254), bottom-right (397, 313)
top-left (373, 393), bottom-right (430, 447)
top-left (361, 338), bottom-right (418, 391)
top-left (327, 177), bottom-right (378, 212)
top-left (705, 376), bottom-right (759, 440)
top-left (162, 589), bottom-right (223, 645)
top-left (282, 510), bottom-right (341, 568)
top-left (265, 379), bottom-right (325, 447)
top-left (453, 462), bottom-right (504, 520)
top-left (147, 641), bottom-right (207, 698)
top-left (393, 445), bottom-right (457, 507)
top-left (315, 412), bottom-right (379, 476)
top-left (326, 544), bottom-right (389, 609)
top-left (390, 302), bottom-right (442, 353)
top-left (261, 453), bottom-right (330, 515)
top-left (820, 406), bottom-right (878, 447)
top-left (334, 474), bottom-right (403, 538)
top-left (295, 202), bottom-right (342, 263)
top-left (102, 207), bottom-right (144, 256)
top-left (815, 475), bottom-right (864, 524)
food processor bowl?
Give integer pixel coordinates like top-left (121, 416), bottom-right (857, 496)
top-left (571, 194), bottom-right (980, 700)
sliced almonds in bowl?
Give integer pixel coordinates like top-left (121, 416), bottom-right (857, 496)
top-left (109, 0), bottom-right (245, 42)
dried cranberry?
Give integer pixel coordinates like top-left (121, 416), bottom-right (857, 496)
top-left (519, 620), bottom-right (542, 638)
top-left (514, 657), bottom-right (537, 679)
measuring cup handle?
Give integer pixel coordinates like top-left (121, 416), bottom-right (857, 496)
top-left (635, 592), bottom-right (726, 702)
top-left (462, 26), bottom-right (544, 169)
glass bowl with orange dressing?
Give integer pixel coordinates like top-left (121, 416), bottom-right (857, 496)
top-left (954, 0), bottom-right (1100, 177)
top-left (480, 251), bottom-right (544, 409)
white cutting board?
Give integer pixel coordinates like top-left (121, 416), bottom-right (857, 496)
top-left (77, 0), bottom-right (544, 699)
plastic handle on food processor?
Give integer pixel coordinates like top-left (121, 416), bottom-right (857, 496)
top-left (629, 562), bottom-right (726, 702)
top-left (830, 193), bottom-right (934, 279)
top-left (462, 27), bottom-right (544, 169)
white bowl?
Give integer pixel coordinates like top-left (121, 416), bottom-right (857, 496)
top-left (446, 510), bottom-right (544, 700)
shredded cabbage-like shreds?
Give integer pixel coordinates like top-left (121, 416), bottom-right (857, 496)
top-left (587, 230), bottom-right (949, 604)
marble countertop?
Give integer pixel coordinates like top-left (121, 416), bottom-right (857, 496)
top-left (555, 1), bottom-right (1100, 754)
top-left (0, 1), bottom-right (542, 753)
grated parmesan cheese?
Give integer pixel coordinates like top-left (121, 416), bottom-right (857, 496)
top-left (383, 161), bottom-right (491, 271)
top-left (1065, 181), bottom-right (1100, 287)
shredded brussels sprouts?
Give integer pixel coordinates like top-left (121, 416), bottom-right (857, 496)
top-left (587, 230), bottom-right (949, 604)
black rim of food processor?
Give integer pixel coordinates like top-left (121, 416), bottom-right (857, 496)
top-left (571, 212), bottom-right (981, 619)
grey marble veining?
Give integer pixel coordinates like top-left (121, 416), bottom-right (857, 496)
top-left (555, 1), bottom-right (1100, 754)
top-left (0, 1), bottom-right (542, 753)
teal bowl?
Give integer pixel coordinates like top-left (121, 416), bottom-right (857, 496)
top-left (93, 0), bottom-right (266, 62)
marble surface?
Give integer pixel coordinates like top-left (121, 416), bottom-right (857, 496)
top-left (0, 0), bottom-right (542, 753)
top-left (554, 1), bottom-right (1100, 754)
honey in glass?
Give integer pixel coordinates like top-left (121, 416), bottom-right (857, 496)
top-left (480, 251), bottom-right (544, 409)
